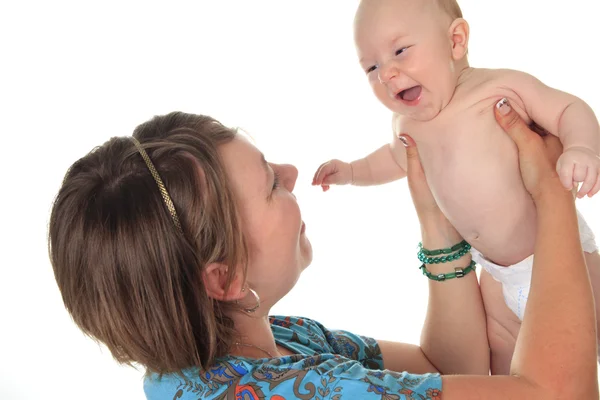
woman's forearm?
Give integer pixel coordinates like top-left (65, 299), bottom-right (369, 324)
top-left (511, 189), bottom-right (598, 394)
top-left (443, 190), bottom-right (598, 398)
top-left (419, 220), bottom-right (489, 375)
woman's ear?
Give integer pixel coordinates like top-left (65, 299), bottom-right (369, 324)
top-left (202, 263), bottom-right (244, 301)
top-left (448, 18), bottom-right (469, 61)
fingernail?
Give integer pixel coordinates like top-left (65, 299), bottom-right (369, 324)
top-left (398, 135), bottom-right (409, 147)
top-left (496, 98), bottom-right (511, 115)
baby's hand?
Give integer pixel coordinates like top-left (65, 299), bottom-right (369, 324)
top-left (556, 146), bottom-right (600, 198)
top-left (312, 159), bottom-right (353, 192)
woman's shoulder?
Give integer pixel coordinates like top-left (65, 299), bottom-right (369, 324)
top-left (144, 317), bottom-right (441, 399)
top-left (268, 315), bottom-right (330, 357)
top-left (270, 315), bottom-right (382, 367)
top-left (269, 315), bottom-right (326, 341)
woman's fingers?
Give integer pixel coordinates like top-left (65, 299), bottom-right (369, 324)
top-left (399, 134), bottom-right (423, 179)
top-left (494, 98), bottom-right (542, 151)
top-left (541, 134), bottom-right (563, 165)
top-left (399, 134), bottom-right (442, 217)
top-left (494, 97), bottom-right (567, 199)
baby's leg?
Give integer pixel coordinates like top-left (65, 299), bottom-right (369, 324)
top-left (481, 251), bottom-right (599, 374)
top-left (480, 270), bottom-right (521, 375)
top-left (584, 250), bottom-right (600, 359)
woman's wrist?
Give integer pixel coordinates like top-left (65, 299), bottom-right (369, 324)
top-left (420, 215), bottom-right (463, 250)
top-left (532, 180), bottom-right (575, 210)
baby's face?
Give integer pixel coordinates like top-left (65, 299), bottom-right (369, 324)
top-left (355, 0), bottom-right (461, 121)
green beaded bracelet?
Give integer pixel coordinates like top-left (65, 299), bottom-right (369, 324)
top-left (418, 244), bottom-right (471, 264)
top-left (420, 260), bottom-right (476, 281)
top-left (418, 240), bottom-right (470, 256)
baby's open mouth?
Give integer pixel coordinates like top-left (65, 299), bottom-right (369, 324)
top-left (397, 85), bottom-right (422, 102)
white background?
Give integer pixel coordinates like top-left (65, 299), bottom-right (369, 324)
top-left (1, 1), bottom-right (599, 398)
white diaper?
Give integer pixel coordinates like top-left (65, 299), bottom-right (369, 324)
top-left (471, 210), bottom-right (598, 321)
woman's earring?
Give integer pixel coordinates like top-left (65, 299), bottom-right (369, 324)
top-left (235, 285), bottom-right (260, 313)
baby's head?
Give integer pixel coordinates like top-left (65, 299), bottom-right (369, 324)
top-left (355, 0), bottom-right (469, 121)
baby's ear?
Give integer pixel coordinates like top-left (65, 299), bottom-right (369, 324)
top-left (448, 18), bottom-right (469, 61)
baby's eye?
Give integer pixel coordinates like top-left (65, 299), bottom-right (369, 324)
top-left (365, 65), bottom-right (377, 74)
top-left (396, 47), bottom-right (408, 56)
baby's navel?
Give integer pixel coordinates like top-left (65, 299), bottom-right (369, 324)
top-left (469, 233), bottom-right (480, 242)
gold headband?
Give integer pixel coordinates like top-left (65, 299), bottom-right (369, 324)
top-left (130, 137), bottom-right (183, 233)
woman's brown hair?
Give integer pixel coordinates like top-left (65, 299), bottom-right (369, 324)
top-left (48, 112), bottom-right (245, 374)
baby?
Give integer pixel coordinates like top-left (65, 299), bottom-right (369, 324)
top-left (313, 0), bottom-right (600, 374)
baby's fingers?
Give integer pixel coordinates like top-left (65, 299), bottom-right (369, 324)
top-left (321, 173), bottom-right (339, 186)
top-left (576, 166), bottom-right (594, 198)
top-left (312, 162), bottom-right (332, 185)
top-left (557, 160), bottom-right (575, 191)
top-left (588, 171), bottom-right (600, 197)
top-left (312, 165), bottom-right (322, 185)
top-left (573, 162), bottom-right (588, 184)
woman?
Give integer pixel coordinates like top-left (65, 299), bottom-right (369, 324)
top-left (49, 100), bottom-right (598, 399)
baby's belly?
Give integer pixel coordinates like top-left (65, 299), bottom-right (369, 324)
top-left (423, 122), bottom-right (538, 266)
top-left (439, 187), bottom-right (538, 266)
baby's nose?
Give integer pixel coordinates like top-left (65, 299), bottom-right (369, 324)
top-left (378, 61), bottom-right (400, 84)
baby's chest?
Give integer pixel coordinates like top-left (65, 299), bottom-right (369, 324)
top-left (413, 99), bottom-right (525, 197)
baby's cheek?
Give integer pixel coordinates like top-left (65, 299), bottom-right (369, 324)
top-left (373, 88), bottom-right (394, 110)
top-left (376, 83), bottom-right (388, 96)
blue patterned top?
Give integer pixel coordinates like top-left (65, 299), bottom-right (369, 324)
top-left (144, 316), bottom-right (442, 399)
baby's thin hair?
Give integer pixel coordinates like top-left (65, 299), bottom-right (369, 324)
top-left (435, 0), bottom-right (463, 20)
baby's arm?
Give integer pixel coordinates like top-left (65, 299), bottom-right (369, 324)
top-left (312, 116), bottom-right (406, 190)
top-left (502, 69), bottom-right (600, 196)
top-left (350, 137), bottom-right (407, 186)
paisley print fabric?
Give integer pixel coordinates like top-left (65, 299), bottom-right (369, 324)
top-left (144, 316), bottom-right (442, 399)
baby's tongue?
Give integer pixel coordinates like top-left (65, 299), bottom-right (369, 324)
top-left (401, 86), bottom-right (422, 101)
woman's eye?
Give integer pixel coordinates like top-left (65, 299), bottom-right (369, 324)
top-left (272, 171), bottom-right (280, 190)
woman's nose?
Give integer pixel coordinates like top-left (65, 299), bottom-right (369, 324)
top-left (280, 164), bottom-right (298, 192)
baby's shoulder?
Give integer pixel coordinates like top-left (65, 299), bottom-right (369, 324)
top-left (455, 68), bottom-right (540, 119)
top-left (468, 67), bottom-right (539, 90)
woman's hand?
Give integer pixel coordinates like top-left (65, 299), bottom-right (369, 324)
top-left (494, 98), bottom-right (567, 201)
